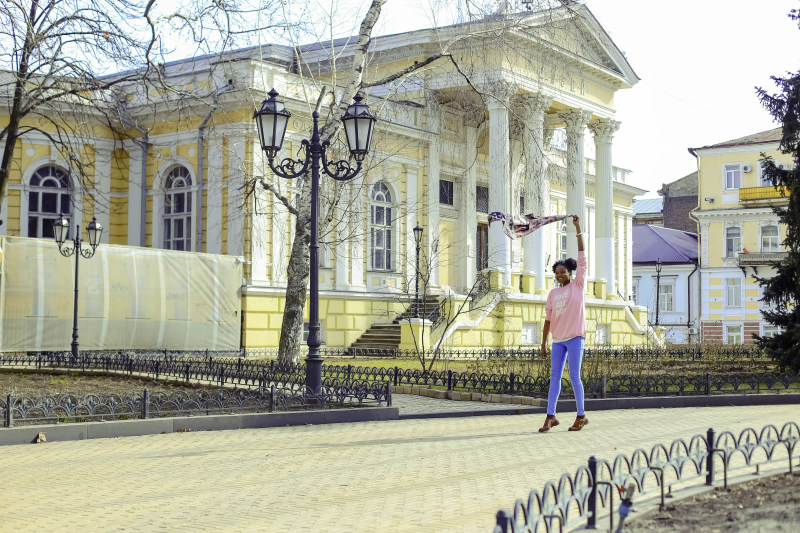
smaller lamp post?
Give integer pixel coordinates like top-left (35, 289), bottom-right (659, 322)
top-left (413, 225), bottom-right (423, 318)
top-left (53, 215), bottom-right (103, 361)
top-left (654, 258), bottom-right (662, 326)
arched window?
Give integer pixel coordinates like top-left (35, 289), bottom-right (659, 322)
top-left (370, 182), bottom-right (393, 271)
top-left (164, 166), bottom-right (192, 251)
top-left (27, 166), bottom-right (71, 238)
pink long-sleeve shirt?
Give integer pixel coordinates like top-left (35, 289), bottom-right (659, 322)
top-left (545, 250), bottom-right (587, 342)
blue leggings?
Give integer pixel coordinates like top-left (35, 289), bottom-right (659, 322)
top-left (547, 336), bottom-right (585, 417)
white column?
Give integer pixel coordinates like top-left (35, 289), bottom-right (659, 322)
top-left (206, 135), bottom-right (224, 255)
top-left (426, 108), bottom-right (441, 288)
top-left (94, 143), bottom-right (112, 244)
top-left (588, 118), bottom-right (620, 295)
top-left (455, 125), bottom-right (478, 291)
top-left (521, 94), bottom-right (552, 291)
top-left (0, 146), bottom-right (5, 235)
top-left (227, 134), bottom-right (244, 257)
top-left (558, 109), bottom-right (592, 259)
top-left (126, 141), bottom-right (145, 247)
top-left (405, 166), bottom-right (419, 294)
top-left (625, 213), bottom-right (633, 299)
top-left (616, 211), bottom-right (625, 298)
top-left (487, 88), bottom-right (513, 286)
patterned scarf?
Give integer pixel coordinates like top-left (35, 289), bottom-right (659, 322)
top-left (488, 212), bottom-right (568, 240)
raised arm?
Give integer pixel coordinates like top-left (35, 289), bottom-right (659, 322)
top-left (573, 215), bottom-right (584, 252)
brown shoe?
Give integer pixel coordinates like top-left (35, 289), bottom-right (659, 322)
top-left (568, 416), bottom-right (589, 431)
top-left (538, 416), bottom-right (560, 432)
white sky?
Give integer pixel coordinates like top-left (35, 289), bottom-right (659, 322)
top-left (366, 0), bottom-right (800, 197)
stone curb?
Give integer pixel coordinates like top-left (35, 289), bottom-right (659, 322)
top-left (392, 385), bottom-right (800, 414)
top-left (0, 406), bottom-right (399, 447)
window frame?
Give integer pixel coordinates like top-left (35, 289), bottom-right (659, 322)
top-left (726, 226), bottom-right (742, 257)
top-left (439, 179), bottom-right (454, 206)
top-left (725, 277), bottom-right (743, 308)
top-left (724, 163), bottom-right (742, 190)
top-left (761, 225), bottom-right (780, 252)
top-left (658, 282), bottom-right (675, 313)
top-left (369, 181), bottom-right (395, 272)
top-left (725, 324), bottom-right (743, 345)
top-left (27, 165), bottom-right (73, 239)
top-left (163, 166), bottom-right (193, 251)
top-left (476, 185), bottom-right (489, 213)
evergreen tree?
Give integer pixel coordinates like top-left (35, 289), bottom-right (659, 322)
top-left (755, 9), bottom-right (800, 371)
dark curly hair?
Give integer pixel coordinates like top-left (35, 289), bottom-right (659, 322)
top-left (552, 258), bottom-right (577, 274)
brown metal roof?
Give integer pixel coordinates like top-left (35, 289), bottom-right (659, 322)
top-left (691, 127), bottom-right (782, 151)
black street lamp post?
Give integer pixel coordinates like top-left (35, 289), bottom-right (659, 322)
top-left (254, 88), bottom-right (376, 393)
top-left (53, 215), bottom-right (103, 361)
top-left (414, 225), bottom-right (422, 318)
top-left (413, 225), bottom-right (423, 319)
top-left (655, 258), bottom-right (662, 327)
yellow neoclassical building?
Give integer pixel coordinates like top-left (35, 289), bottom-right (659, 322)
top-left (0, 3), bottom-right (651, 352)
top-left (690, 128), bottom-right (788, 344)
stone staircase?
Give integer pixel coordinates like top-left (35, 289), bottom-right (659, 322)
top-left (347, 295), bottom-right (440, 353)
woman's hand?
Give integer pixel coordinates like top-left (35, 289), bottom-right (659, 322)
top-left (571, 214), bottom-right (581, 230)
top-left (540, 342), bottom-right (548, 359)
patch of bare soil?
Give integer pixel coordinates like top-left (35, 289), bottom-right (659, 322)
top-left (627, 472), bottom-right (800, 532)
top-left (0, 369), bottom-right (210, 398)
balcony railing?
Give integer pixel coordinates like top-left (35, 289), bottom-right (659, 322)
top-left (739, 185), bottom-right (790, 202)
top-left (738, 251), bottom-right (787, 266)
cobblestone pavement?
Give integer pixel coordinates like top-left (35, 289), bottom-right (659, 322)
top-left (1, 404), bottom-right (797, 533)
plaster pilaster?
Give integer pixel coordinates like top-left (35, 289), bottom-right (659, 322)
top-left (93, 145), bottom-right (112, 244)
top-left (206, 135), bottom-right (224, 255)
top-left (226, 134), bottom-right (245, 257)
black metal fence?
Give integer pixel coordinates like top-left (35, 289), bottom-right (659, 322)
top-left (493, 421), bottom-right (800, 533)
top-left (1, 351), bottom-right (797, 399)
top-left (1, 381), bottom-right (391, 428)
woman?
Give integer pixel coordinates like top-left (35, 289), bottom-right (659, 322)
top-left (538, 214), bottom-right (588, 432)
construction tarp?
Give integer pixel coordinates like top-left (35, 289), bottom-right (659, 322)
top-left (0, 236), bottom-right (243, 351)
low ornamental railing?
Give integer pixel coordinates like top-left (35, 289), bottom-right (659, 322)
top-left (0, 352), bottom-right (797, 399)
top-left (1, 381), bottom-right (391, 428)
top-left (493, 422), bottom-right (800, 533)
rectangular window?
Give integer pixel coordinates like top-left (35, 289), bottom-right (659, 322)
top-left (521, 322), bottom-right (540, 345)
top-left (726, 278), bottom-right (742, 307)
top-left (302, 321), bottom-right (326, 344)
top-left (726, 324), bottom-right (742, 345)
top-left (631, 282), bottom-right (638, 304)
top-left (439, 179), bottom-right (454, 206)
top-left (519, 195), bottom-right (525, 214)
top-left (762, 325), bottom-right (779, 338)
top-left (476, 224), bottom-right (489, 271)
top-left (476, 186), bottom-right (489, 213)
top-left (724, 164), bottom-right (742, 190)
top-left (759, 163), bottom-right (772, 186)
top-left (658, 283), bottom-right (674, 312)
top-left (761, 225), bottom-right (780, 252)
top-left (596, 324), bottom-right (610, 345)
top-left (726, 227), bottom-right (741, 257)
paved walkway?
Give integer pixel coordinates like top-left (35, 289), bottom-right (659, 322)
top-left (1, 401), bottom-right (797, 532)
